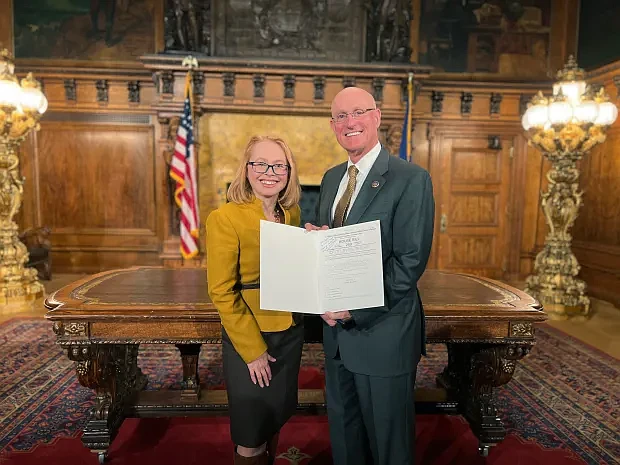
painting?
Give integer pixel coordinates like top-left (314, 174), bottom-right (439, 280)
top-left (213, 0), bottom-right (366, 61)
top-left (418, 0), bottom-right (551, 77)
top-left (577, 0), bottom-right (620, 70)
top-left (13, 0), bottom-right (157, 62)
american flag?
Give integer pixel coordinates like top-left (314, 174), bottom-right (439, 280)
top-left (169, 79), bottom-right (199, 259)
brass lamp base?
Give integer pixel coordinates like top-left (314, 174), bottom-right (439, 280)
top-left (540, 302), bottom-right (589, 321)
top-left (1, 276), bottom-right (45, 312)
top-left (1, 223), bottom-right (45, 311)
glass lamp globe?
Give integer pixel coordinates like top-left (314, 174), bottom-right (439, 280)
top-left (524, 104), bottom-right (549, 128)
top-left (548, 100), bottom-right (573, 125)
top-left (553, 81), bottom-right (586, 107)
top-left (0, 77), bottom-right (22, 108)
top-left (573, 99), bottom-right (599, 124)
top-left (20, 86), bottom-right (48, 114)
top-left (594, 101), bottom-right (619, 126)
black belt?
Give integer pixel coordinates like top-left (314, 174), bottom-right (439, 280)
top-left (239, 282), bottom-right (260, 290)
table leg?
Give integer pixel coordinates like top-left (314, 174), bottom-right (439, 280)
top-left (68, 344), bottom-right (147, 462)
top-left (437, 342), bottom-right (532, 456)
top-left (175, 344), bottom-right (202, 402)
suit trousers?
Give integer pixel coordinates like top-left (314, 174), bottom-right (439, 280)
top-left (325, 355), bottom-right (416, 465)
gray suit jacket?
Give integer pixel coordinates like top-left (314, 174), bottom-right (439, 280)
top-left (316, 147), bottom-right (435, 377)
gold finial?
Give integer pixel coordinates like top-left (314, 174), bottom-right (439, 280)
top-left (556, 55), bottom-right (585, 82)
top-left (0, 48), bottom-right (15, 76)
top-left (182, 55), bottom-right (199, 69)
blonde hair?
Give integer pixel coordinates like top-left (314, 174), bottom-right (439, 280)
top-left (227, 135), bottom-right (301, 209)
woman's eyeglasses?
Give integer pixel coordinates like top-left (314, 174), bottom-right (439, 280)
top-left (247, 162), bottom-right (290, 175)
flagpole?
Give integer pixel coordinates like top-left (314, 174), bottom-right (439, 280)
top-left (182, 55), bottom-right (198, 120)
top-left (406, 72), bottom-right (413, 163)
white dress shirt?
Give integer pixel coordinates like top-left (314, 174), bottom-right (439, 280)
top-left (331, 141), bottom-right (382, 222)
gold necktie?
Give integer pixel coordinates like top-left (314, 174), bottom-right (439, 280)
top-left (333, 165), bottom-right (359, 228)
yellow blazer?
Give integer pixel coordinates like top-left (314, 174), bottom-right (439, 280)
top-left (205, 198), bottom-right (301, 363)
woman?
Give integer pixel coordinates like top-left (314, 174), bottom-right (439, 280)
top-left (206, 135), bottom-right (303, 465)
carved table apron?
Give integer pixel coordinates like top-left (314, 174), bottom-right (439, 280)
top-left (44, 267), bottom-right (546, 463)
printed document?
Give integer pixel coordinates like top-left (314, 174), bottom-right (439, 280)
top-left (259, 220), bottom-right (384, 314)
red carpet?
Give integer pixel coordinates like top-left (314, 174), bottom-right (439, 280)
top-left (1, 415), bottom-right (586, 465)
top-left (2, 319), bottom-right (618, 465)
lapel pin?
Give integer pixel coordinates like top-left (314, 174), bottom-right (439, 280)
top-left (371, 181), bottom-right (380, 188)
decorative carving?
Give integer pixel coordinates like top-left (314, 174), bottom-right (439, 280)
top-left (127, 81), bottom-right (140, 103)
top-left (488, 136), bottom-right (502, 150)
top-left (414, 81), bottom-right (421, 103)
top-left (313, 76), bottom-right (325, 101)
top-left (490, 93), bottom-right (503, 115)
top-left (366, 0), bottom-right (411, 62)
top-left (152, 72), bottom-right (161, 95)
top-left (386, 124), bottom-right (403, 155)
top-left (431, 91), bottom-right (444, 114)
top-left (64, 79), bottom-right (76, 101)
top-left (437, 343), bottom-right (532, 455)
top-left (64, 322), bottom-right (88, 337)
top-left (253, 74), bottom-right (265, 98)
top-left (162, 71), bottom-right (175, 95)
top-left (95, 80), bottom-right (109, 103)
top-left (343, 77), bottom-right (356, 88)
top-left (222, 72), bottom-right (235, 97)
top-left (176, 344), bottom-right (201, 401)
top-left (614, 75), bottom-right (620, 98)
top-left (525, 151), bottom-right (591, 316)
top-left (510, 322), bottom-right (533, 337)
top-left (461, 92), bottom-right (473, 115)
top-left (0, 143), bottom-right (43, 303)
top-left (164, 0), bottom-right (211, 54)
top-left (283, 74), bottom-right (296, 100)
top-left (192, 71), bottom-right (205, 97)
top-left (52, 321), bottom-right (63, 335)
top-left (67, 344), bottom-right (147, 461)
top-left (372, 77), bottom-right (385, 103)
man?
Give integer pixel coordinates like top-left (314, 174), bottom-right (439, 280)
top-left (305, 86), bottom-right (435, 465)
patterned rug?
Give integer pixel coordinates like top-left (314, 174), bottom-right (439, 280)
top-left (0, 318), bottom-right (618, 465)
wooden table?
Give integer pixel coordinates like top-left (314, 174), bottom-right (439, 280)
top-left (44, 266), bottom-right (545, 463)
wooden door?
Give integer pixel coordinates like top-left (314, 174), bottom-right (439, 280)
top-left (429, 124), bottom-right (519, 279)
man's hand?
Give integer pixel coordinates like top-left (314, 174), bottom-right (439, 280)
top-left (247, 351), bottom-right (276, 388)
top-left (304, 223), bottom-right (329, 232)
top-left (321, 310), bottom-right (352, 327)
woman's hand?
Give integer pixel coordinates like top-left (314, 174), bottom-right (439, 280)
top-left (247, 351), bottom-right (276, 387)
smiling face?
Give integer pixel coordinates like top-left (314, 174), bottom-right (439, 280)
top-left (330, 87), bottom-right (382, 163)
top-left (246, 139), bottom-right (290, 202)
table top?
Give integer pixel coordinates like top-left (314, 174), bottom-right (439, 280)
top-left (44, 266), bottom-right (545, 323)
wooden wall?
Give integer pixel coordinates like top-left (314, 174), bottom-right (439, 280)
top-left (571, 63), bottom-right (620, 307)
top-left (8, 0), bottom-right (620, 307)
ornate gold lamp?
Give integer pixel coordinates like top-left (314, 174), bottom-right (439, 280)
top-left (521, 56), bottom-right (618, 320)
top-left (0, 49), bottom-right (48, 308)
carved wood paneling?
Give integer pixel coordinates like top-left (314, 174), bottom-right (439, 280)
top-left (572, 121), bottom-right (620, 306)
top-left (25, 121), bottom-right (159, 272)
top-left (0, 0), bottom-right (13, 53)
top-left (428, 123), bottom-right (522, 279)
top-left (452, 151), bottom-right (501, 183)
top-left (450, 194), bottom-right (498, 226)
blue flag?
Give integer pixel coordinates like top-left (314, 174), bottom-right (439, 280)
top-left (399, 74), bottom-right (413, 161)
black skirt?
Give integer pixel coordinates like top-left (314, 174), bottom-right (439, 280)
top-left (222, 322), bottom-right (304, 447)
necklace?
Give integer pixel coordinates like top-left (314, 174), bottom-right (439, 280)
top-left (273, 208), bottom-right (281, 223)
